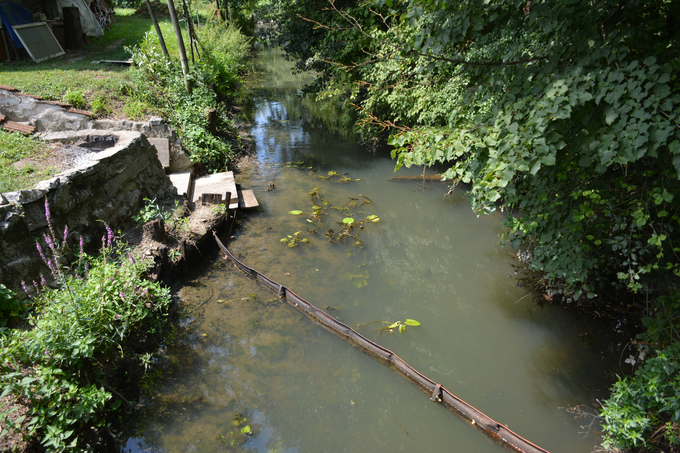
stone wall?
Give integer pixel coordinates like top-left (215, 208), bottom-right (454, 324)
top-left (0, 130), bottom-right (175, 294)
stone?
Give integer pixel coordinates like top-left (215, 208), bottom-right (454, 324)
top-left (148, 137), bottom-right (170, 169)
top-left (191, 172), bottom-right (238, 209)
top-left (169, 172), bottom-right (193, 198)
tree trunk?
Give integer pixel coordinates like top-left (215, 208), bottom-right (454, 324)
top-left (166, 0), bottom-right (191, 93)
top-left (144, 0), bottom-right (169, 57)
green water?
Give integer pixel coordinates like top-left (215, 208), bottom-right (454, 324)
top-left (125, 47), bottom-right (628, 453)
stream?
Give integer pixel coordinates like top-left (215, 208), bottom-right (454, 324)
top-left (124, 47), bottom-right (629, 453)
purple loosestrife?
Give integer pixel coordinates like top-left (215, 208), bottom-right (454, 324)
top-left (84, 261), bottom-right (89, 277)
top-left (40, 274), bottom-right (47, 288)
top-left (32, 280), bottom-right (40, 296)
top-left (21, 281), bottom-right (32, 299)
top-left (78, 236), bottom-right (84, 267)
top-left (36, 242), bottom-right (56, 276)
top-left (105, 224), bottom-right (114, 248)
top-left (127, 253), bottom-right (136, 264)
top-left (62, 225), bottom-right (68, 248)
top-left (43, 232), bottom-right (56, 253)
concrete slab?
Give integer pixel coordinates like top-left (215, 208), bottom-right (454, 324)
top-left (169, 171), bottom-right (192, 198)
top-left (190, 172), bottom-right (238, 209)
top-left (239, 189), bottom-right (259, 209)
top-left (148, 137), bottom-right (170, 169)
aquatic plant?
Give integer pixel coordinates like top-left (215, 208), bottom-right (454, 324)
top-left (361, 319), bottom-right (421, 337)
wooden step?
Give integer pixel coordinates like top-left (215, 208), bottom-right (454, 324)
top-left (238, 189), bottom-right (259, 209)
top-left (2, 121), bottom-right (35, 134)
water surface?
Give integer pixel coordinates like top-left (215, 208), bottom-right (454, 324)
top-left (125, 47), bottom-right (626, 453)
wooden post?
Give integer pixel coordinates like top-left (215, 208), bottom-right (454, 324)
top-left (143, 218), bottom-right (167, 243)
top-left (144, 0), bottom-right (169, 57)
top-left (166, 0), bottom-right (191, 93)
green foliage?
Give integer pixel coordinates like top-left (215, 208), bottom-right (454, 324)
top-left (133, 197), bottom-right (172, 225)
top-left (128, 26), bottom-right (250, 172)
top-left (600, 292), bottom-right (680, 450)
top-left (0, 210), bottom-right (171, 451)
top-left (600, 346), bottom-right (680, 451)
top-left (0, 284), bottom-right (22, 322)
top-left (91, 95), bottom-right (111, 116)
top-left (274, 0), bottom-right (680, 304)
top-left (62, 89), bottom-right (87, 109)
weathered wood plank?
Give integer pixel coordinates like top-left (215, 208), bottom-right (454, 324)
top-left (239, 189), bottom-right (259, 209)
top-left (2, 121), bottom-right (36, 134)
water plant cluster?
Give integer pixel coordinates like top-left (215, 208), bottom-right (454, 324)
top-left (0, 200), bottom-right (172, 451)
top-left (282, 187), bottom-right (379, 248)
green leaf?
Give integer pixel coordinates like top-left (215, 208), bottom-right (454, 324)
top-left (342, 218), bottom-right (355, 224)
top-left (241, 425), bottom-right (251, 434)
top-left (404, 319), bottom-right (421, 326)
top-left (289, 210), bottom-right (303, 215)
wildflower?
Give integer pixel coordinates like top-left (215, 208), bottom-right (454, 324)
top-left (32, 280), bottom-right (40, 296)
top-left (78, 236), bottom-right (84, 267)
top-left (40, 274), bottom-right (47, 288)
top-left (36, 242), bottom-right (48, 265)
top-left (120, 292), bottom-right (126, 301)
top-left (105, 224), bottom-right (114, 248)
top-left (21, 281), bottom-right (32, 298)
top-left (62, 225), bottom-right (68, 248)
top-left (44, 197), bottom-right (52, 230)
top-left (84, 261), bottom-right (89, 277)
top-left (127, 252), bottom-right (136, 264)
top-left (116, 314), bottom-right (122, 319)
top-left (43, 233), bottom-right (56, 252)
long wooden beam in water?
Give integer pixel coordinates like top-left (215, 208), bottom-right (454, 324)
top-left (213, 231), bottom-right (550, 453)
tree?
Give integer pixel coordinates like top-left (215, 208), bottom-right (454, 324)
top-left (273, 0), bottom-right (680, 306)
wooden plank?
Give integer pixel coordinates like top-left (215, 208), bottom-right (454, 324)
top-left (239, 189), bottom-right (259, 209)
top-left (64, 108), bottom-right (93, 117)
top-left (41, 100), bottom-right (71, 107)
top-left (22, 94), bottom-right (42, 100)
top-left (2, 121), bottom-right (36, 134)
top-left (191, 172), bottom-right (238, 204)
top-left (0, 85), bottom-right (17, 91)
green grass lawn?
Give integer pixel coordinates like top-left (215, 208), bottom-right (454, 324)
top-left (0, 8), bottom-right (200, 193)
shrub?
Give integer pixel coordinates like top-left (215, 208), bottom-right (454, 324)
top-left (0, 200), bottom-right (172, 451)
top-left (62, 89), bottom-right (87, 109)
top-left (600, 293), bottom-right (680, 451)
top-left (127, 26), bottom-right (249, 172)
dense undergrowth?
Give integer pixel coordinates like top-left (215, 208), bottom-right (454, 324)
top-left (127, 22), bottom-right (251, 172)
top-left (0, 201), bottom-right (173, 451)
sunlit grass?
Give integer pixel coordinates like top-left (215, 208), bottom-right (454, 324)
top-left (0, 130), bottom-right (57, 193)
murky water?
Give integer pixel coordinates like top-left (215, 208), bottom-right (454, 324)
top-left (125, 48), bottom-right (628, 453)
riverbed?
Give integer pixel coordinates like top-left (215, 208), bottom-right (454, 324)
top-left (124, 47), bottom-right (627, 453)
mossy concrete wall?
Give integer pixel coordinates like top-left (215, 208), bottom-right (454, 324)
top-left (0, 130), bottom-right (175, 294)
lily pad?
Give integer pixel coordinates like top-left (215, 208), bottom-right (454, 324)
top-left (289, 210), bottom-right (303, 215)
top-left (342, 217), bottom-right (355, 224)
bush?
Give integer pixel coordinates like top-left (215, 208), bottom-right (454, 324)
top-left (600, 293), bottom-right (680, 451)
top-left (0, 201), bottom-right (172, 451)
top-left (127, 25), bottom-right (250, 172)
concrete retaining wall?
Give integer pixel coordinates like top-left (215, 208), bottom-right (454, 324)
top-left (0, 130), bottom-right (175, 294)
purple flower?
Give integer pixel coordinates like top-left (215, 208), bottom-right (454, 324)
top-left (78, 236), bottom-right (84, 267)
top-left (44, 233), bottom-right (55, 253)
top-left (44, 197), bottom-right (52, 229)
top-left (32, 280), bottom-right (40, 296)
top-left (119, 292), bottom-right (126, 301)
top-left (36, 242), bottom-right (48, 265)
top-left (40, 274), bottom-right (47, 288)
top-left (84, 261), bottom-right (89, 277)
top-left (62, 225), bottom-right (68, 248)
top-left (140, 288), bottom-right (148, 297)
top-left (115, 314), bottom-right (121, 319)
top-left (105, 224), bottom-right (113, 248)
top-left (127, 253), bottom-right (136, 264)
top-left (21, 281), bottom-right (32, 298)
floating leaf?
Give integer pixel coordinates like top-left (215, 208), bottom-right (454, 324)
top-left (404, 319), bottom-right (421, 326)
top-left (289, 210), bottom-right (303, 215)
top-left (366, 215), bottom-right (380, 223)
top-left (306, 219), bottom-right (314, 223)
top-left (343, 218), bottom-right (355, 224)
top-left (387, 322), bottom-right (399, 329)
top-left (280, 238), bottom-right (288, 242)
top-left (241, 425), bottom-right (252, 434)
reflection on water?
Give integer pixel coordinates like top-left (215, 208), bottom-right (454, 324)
top-left (125, 47), bottom-right (627, 453)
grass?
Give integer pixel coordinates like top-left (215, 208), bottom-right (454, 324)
top-left (0, 8), bottom-right (195, 110)
top-left (0, 129), bottom-right (57, 193)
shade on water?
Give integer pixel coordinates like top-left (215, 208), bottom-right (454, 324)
top-left (125, 47), bottom-right (628, 453)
